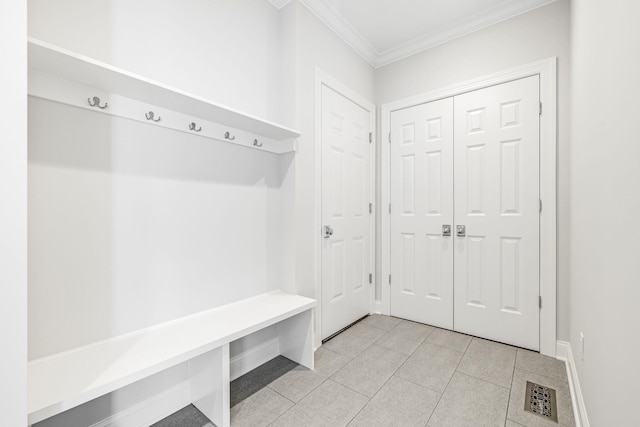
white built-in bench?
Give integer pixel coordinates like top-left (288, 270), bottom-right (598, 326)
top-left (28, 291), bottom-right (315, 426)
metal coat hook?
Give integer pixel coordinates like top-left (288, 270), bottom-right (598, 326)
top-left (189, 122), bottom-right (202, 132)
top-left (87, 96), bottom-right (108, 109)
top-left (224, 131), bottom-right (235, 141)
top-left (145, 111), bottom-right (161, 122)
top-left (253, 139), bottom-right (263, 148)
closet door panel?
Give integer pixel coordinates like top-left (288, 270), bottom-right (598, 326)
top-left (321, 85), bottom-right (372, 339)
top-left (390, 98), bottom-right (454, 329)
top-left (453, 76), bottom-right (540, 351)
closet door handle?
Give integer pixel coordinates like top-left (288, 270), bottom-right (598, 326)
top-left (442, 225), bottom-right (451, 236)
top-left (323, 225), bottom-right (334, 239)
top-left (456, 225), bottom-right (466, 237)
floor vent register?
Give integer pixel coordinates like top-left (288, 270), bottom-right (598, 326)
top-left (524, 381), bottom-right (558, 422)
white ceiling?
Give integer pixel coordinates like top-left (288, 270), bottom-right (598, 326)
top-left (270, 0), bottom-right (558, 68)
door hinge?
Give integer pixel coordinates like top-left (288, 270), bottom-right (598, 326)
top-left (539, 199), bottom-right (542, 213)
top-left (388, 132), bottom-right (391, 143)
top-left (388, 203), bottom-right (391, 214)
top-left (369, 202), bottom-right (373, 214)
top-left (369, 132), bottom-right (373, 144)
top-left (539, 296), bottom-right (542, 309)
top-left (369, 273), bottom-right (373, 284)
top-left (539, 101), bottom-right (542, 116)
top-left (389, 274), bottom-right (392, 285)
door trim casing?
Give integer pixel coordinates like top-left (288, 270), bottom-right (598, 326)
top-left (380, 57), bottom-right (557, 357)
top-left (314, 69), bottom-right (376, 348)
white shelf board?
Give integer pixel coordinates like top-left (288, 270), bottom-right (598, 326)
top-left (28, 291), bottom-right (315, 424)
top-left (27, 37), bottom-right (301, 141)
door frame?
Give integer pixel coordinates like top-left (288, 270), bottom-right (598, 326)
top-left (314, 69), bottom-right (376, 347)
top-left (380, 57), bottom-right (557, 357)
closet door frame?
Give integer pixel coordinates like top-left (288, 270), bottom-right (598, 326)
top-left (380, 57), bottom-right (557, 357)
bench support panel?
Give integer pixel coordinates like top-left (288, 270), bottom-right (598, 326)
top-left (189, 343), bottom-right (230, 427)
top-left (278, 309), bottom-right (314, 370)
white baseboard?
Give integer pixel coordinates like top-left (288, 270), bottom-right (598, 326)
top-left (556, 340), bottom-right (590, 427)
top-left (229, 336), bottom-right (280, 381)
top-left (90, 381), bottom-right (191, 427)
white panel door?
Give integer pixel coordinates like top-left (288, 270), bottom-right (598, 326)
top-left (321, 85), bottom-right (372, 340)
top-left (454, 76), bottom-right (540, 350)
top-left (390, 98), bottom-right (454, 328)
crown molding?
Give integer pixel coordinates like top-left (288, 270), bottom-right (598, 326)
top-left (267, 0), bottom-right (294, 9)
top-left (298, 0), bottom-right (559, 69)
top-left (298, 0), bottom-right (378, 67)
top-left (376, 0), bottom-right (559, 67)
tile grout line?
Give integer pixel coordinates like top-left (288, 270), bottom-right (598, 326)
top-left (265, 377), bottom-right (334, 427)
top-left (343, 371), bottom-right (396, 426)
top-left (503, 349), bottom-right (519, 427)
top-left (337, 322), bottom-right (435, 426)
top-left (454, 341), bottom-right (516, 391)
top-left (389, 335), bottom-right (464, 396)
top-left (343, 325), bottom-right (435, 427)
top-left (424, 339), bottom-right (469, 427)
top-left (504, 350), bottom-right (518, 427)
top-left (513, 367), bottom-right (571, 386)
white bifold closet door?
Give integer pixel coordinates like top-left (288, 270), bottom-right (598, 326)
top-left (390, 76), bottom-right (540, 350)
top-left (390, 98), bottom-right (454, 329)
top-left (453, 76), bottom-right (540, 350)
top-left (321, 85), bottom-right (372, 340)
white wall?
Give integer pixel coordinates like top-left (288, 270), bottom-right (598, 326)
top-left (28, 0), bottom-right (284, 123)
top-left (28, 0), bottom-right (296, 424)
top-left (570, 0), bottom-right (640, 424)
top-left (284, 1), bottom-right (376, 345)
top-left (28, 99), bottom-right (288, 358)
top-left (0, 1), bottom-right (27, 425)
top-left (375, 0), bottom-right (571, 341)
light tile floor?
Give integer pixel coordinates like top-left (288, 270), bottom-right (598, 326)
top-left (159, 315), bottom-right (576, 427)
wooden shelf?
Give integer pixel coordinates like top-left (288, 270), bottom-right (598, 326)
top-left (28, 38), bottom-right (300, 153)
top-left (28, 291), bottom-right (315, 425)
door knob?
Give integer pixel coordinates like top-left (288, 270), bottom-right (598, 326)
top-left (456, 225), bottom-right (466, 237)
top-left (442, 225), bottom-right (451, 236)
top-left (323, 225), bottom-right (334, 239)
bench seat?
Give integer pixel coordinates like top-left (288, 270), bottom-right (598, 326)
top-left (28, 291), bottom-right (315, 426)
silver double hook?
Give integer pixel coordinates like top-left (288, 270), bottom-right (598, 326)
top-left (145, 111), bottom-right (161, 122)
top-left (189, 122), bottom-right (202, 132)
top-left (87, 96), bottom-right (108, 109)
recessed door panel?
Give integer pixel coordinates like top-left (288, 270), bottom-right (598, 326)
top-left (426, 151), bottom-right (442, 216)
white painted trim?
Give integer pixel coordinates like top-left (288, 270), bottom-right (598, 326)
top-left (229, 337), bottom-right (280, 381)
top-left (374, 0), bottom-right (559, 68)
top-left (300, 0), bottom-right (378, 67)
top-left (314, 69), bottom-right (377, 347)
top-left (28, 38), bottom-right (300, 143)
top-left (381, 57), bottom-right (557, 356)
top-left (29, 72), bottom-right (295, 155)
top-left (556, 341), bottom-right (590, 427)
top-left (89, 381), bottom-right (191, 427)
top-left (267, 0), bottom-right (294, 10)
top-left (0, 1), bottom-right (28, 426)
top-left (299, 0), bottom-right (558, 68)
